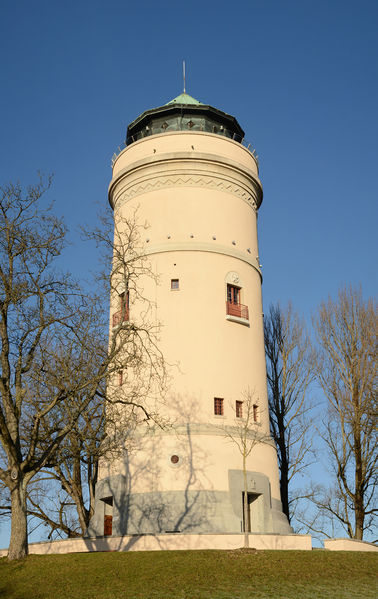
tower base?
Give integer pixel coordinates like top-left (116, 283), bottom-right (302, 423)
top-left (87, 469), bottom-right (292, 538)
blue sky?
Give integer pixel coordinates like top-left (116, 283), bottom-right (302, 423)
top-left (0, 0), bottom-right (377, 547)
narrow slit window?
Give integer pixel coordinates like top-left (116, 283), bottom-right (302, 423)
top-left (171, 279), bottom-right (179, 290)
top-left (236, 400), bottom-right (243, 418)
top-left (253, 404), bottom-right (258, 422)
top-left (118, 370), bottom-right (123, 386)
top-left (214, 397), bottom-right (224, 416)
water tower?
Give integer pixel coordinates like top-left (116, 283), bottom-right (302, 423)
top-left (88, 92), bottom-right (292, 537)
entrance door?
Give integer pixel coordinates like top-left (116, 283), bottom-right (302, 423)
top-left (103, 496), bottom-right (113, 536)
top-left (104, 515), bottom-right (113, 536)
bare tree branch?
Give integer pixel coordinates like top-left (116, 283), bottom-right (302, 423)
top-left (264, 303), bottom-right (314, 524)
top-left (309, 286), bottom-right (377, 540)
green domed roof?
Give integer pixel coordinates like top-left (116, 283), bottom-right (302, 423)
top-left (165, 93), bottom-right (203, 106)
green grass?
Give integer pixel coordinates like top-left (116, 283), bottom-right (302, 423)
top-left (0, 549), bottom-right (377, 599)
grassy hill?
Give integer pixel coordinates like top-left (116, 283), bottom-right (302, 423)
top-left (0, 549), bottom-right (377, 599)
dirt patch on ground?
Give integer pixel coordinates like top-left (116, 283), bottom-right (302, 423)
top-left (226, 548), bottom-right (259, 557)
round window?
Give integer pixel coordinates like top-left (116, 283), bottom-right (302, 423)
top-left (170, 454), bottom-right (179, 464)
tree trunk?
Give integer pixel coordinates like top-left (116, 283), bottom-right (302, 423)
top-left (354, 513), bottom-right (364, 541)
top-left (74, 493), bottom-right (89, 535)
top-left (354, 479), bottom-right (364, 540)
top-left (279, 440), bottom-right (290, 522)
top-left (353, 412), bottom-right (364, 540)
top-left (8, 479), bottom-right (28, 560)
top-left (243, 456), bottom-right (249, 548)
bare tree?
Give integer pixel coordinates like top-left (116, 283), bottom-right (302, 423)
top-left (264, 303), bottom-right (314, 524)
top-left (0, 177), bottom-right (89, 559)
top-left (312, 286), bottom-right (377, 540)
top-left (0, 179), bottom-right (165, 558)
top-left (25, 373), bottom-right (107, 539)
top-left (223, 391), bottom-right (268, 548)
top-left (20, 206), bottom-right (165, 541)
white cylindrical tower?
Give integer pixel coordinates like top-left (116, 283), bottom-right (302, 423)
top-left (88, 93), bottom-right (291, 537)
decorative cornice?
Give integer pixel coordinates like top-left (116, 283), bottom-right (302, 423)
top-left (109, 150), bottom-right (263, 210)
top-left (114, 173), bottom-right (258, 212)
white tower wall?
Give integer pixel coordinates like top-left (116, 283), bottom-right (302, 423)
top-left (88, 113), bottom-right (292, 537)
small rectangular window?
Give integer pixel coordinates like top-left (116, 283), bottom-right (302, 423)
top-left (236, 400), bottom-right (243, 418)
top-left (118, 370), bottom-right (123, 386)
top-left (214, 397), bottom-right (224, 416)
top-left (253, 404), bottom-right (258, 422)
top-left (171, 279), bottom-right (179, 290)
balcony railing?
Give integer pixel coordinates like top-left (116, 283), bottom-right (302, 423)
top-left (112, 309), bottom-right (129, 327)
top-left (226, 301), bottom-right (249, 320)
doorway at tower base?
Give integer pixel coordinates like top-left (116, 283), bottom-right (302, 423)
top-left (86, 469), bottom-right (292, 538)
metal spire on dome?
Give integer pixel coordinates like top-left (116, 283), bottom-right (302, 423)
top-left (163, 61), bottom-right (204, 106)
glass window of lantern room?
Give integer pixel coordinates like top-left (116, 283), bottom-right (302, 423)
top-left (227, 284), bottom-right (240, 305)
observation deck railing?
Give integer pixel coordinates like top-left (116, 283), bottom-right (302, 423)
top-left (111, 131), bottom-right (259, 167)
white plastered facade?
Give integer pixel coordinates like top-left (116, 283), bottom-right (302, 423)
top-left (87, 128), bottom-right (292, 538)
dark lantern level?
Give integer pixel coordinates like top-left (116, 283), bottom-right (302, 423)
top-left (126, 93), bottom-right (245, 146)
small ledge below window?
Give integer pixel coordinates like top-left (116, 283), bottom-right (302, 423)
top-left (226, 314), bottom-right (250, 327)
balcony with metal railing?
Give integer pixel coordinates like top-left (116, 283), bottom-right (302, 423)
top-left (226, 301), bottom-right (249, 320)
